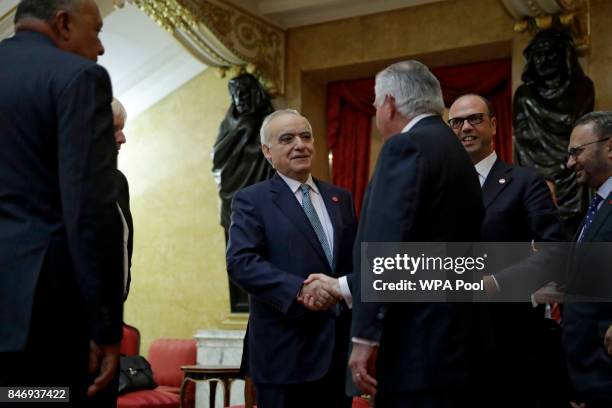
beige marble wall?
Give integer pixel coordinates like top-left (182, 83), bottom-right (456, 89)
top-left (118, 69), bottom-right (231, 354)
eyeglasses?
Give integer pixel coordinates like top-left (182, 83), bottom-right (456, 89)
top-left (447, 113), bottom-right (488, 130)
top-left (566, 137), bottom-right (610, 160)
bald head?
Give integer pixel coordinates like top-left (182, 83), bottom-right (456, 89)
top-left (15, 0), bottom-right (105, 62)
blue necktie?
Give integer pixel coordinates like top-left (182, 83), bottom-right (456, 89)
top-left (578, 194), bottom-right (603, 242)
top-left (300, 184), bottom-right (333, 267)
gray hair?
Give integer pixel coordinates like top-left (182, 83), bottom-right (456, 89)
top-left (374, 60), bottom-right (444, 117)
top-left (111, 98), bottom-right (127, 122)
top-left (260, 109), bottom-right (312, 145)
top-left (574, 111), bottom-right (612, 139)
top-left (15, 0), bottom-right (83, 24)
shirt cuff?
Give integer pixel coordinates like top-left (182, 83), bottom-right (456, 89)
top-left (339, 276), bottom-right (352, 309)
top-left (352, 337), bottom-right (379, 347)
top-left (490, 275), bottom-right (501, 292)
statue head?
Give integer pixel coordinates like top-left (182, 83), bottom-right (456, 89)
top-left (522, 28), bottom-right (584, 85)
top-left (228, 73), bottom-right (269, 116)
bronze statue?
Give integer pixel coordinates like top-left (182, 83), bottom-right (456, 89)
top-left (212, 73), bottom-right (274, 312)
top-left (514, 29), bottom-right (594, 233)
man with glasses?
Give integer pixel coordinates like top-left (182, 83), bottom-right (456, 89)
top-left (563, 111), bottom-right (612, 408)
top-left (448, 94), bottom-right (566, 408)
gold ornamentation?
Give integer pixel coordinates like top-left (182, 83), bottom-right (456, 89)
top-left (501, 0), bottom-right (590, 55)
top-left (129, 0), bottom-right (285, 95)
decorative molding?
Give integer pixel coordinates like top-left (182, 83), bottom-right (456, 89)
top-left (128, 0), bottom-right (285, 95)
top-left (500, 0), bottom-right (590, 54)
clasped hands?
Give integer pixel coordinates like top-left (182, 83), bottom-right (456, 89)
top-left (297, 273), bottom-right (342, 311)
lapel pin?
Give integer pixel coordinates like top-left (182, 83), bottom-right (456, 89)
top-left (498, 178), bottom-right (506, 184)
top-left (332, 196), bottom-right (339, 203)
top-left (608, 200), bottom-right (612, 205)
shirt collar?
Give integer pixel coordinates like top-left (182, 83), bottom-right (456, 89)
top-left (597, 176), bottom-right (612, 200)
top-left (278, 172), bottom-right (319, 195)
top-left (474, 151), bottom-right (498, 181)
top-left (400, 113), bottom-right (436, 134)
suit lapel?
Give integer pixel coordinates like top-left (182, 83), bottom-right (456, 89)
top-left (584, 192), bottom-right (612, 241)
top-left (482, 159), bottom-right (513, 208)
top-left (269, 174), bottom-right (330, 269)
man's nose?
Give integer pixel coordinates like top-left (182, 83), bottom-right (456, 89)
top-left (566, 154), bottom-right (576, 169)
top-left (460, 119), bottom-right (474, 132)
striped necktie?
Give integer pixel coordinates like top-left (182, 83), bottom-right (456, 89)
top-left (300, 184), bottom-right (333, 267)
top-left (577, 194), bottom-right (603, 242)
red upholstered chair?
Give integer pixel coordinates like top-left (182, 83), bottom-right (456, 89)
top-left (352, 396), bottom-right (372, 407)
top-left (118, 338), bottom-right (197, 408)
top-left (120, 324), bottom-right (141, 356)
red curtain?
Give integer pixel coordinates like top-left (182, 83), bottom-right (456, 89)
top-left (326, 59), bottom-right (512, 214)
top-left (326, 79), bottom-right (375, 215)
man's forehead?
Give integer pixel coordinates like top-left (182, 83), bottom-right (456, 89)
top-left (450, 96), bottom-right (485, 115)
top-left (570, 123), bottom-right (596, 143)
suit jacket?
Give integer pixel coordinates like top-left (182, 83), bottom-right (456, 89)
top-left (0, 31), bottom-right (123, 351)
top-left (117, 169), bottom-right (133, 299)
top-left (351, 115), bottom-right (487, 393)
top-left (479, 159), bottom-right (566, 401)
top-left (563, 191), bottom-right (612, 401)
top-left (227, 173), bottom-right (357, 384)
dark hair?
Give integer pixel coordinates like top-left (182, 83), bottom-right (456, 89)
top-left (14, 0), bottom-right (81, 24)
top-left (454, 94), bottom-right (495, 117)
top-left (574, 111), bottom-right (612, 139)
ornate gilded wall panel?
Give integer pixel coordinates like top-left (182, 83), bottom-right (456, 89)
top-left (501, 0), bottom-right (590, 54)
top-left (128, 0), bottom-right (285, 95)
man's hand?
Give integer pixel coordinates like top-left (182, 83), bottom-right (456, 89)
top-left (87, 341), bottom-right (120, 397)
top-left (349, 343), bottom-right (378, 396)
top-left (297, 274), bottom-right (342, 311)
top-left (532, 282), bottom-right (564, 304)
top-left (605, 324), bottom-right (612, 356)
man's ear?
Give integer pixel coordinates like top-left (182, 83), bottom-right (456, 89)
top-left (261, 144), bottom-right (273, 165)
top-left (52, 10), bottom-right (72, 41)
top-left (387, 95), bottom-right (397, 120)
top-left (490, 116), bottom-right (497, 136)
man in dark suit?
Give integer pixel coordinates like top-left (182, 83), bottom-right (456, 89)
top-left (112, 98), bottom-right (133, 300)
top-left (348, 61), bottom-right (487, 407)
top-left (563, 111), bottom-right (612, 407)
top-left (227, 109), bottom-right (357, 408)
top-left (448, 94), bottom-right (567, 407)
top-left (0, 0), bottom-right (123, 404)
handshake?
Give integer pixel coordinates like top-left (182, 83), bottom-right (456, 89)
top-left (297, 273), bottom-right (343, 311)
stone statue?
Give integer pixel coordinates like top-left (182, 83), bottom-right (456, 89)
top-left (212, 73), bottom-right (275, 233)
top-left (513, 28), bottom-right (594, 233)
top-left (212, 73), bottom-right (274, 312)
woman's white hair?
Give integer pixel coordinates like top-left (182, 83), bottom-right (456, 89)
top-left (374, 60), bottom-right (444, 117)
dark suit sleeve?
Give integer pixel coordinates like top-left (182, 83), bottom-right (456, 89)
top-left (495, 173), bottom-right (567, 296)
top-left (56, 64), bottom-right (123, 345)
top-left (351, 136), bottom-right (423, 342)
top-left (227, 190), bottom-right (304, 314)
top-left (342, 190), bottom-right (358, 294)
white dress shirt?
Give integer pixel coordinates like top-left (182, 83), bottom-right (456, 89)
top-left (474, 151), bottom-right (498, 187)
top-left (278, 172), bottom-right (352, 306)
top-left (116, 203), bottom-right (129, 298)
